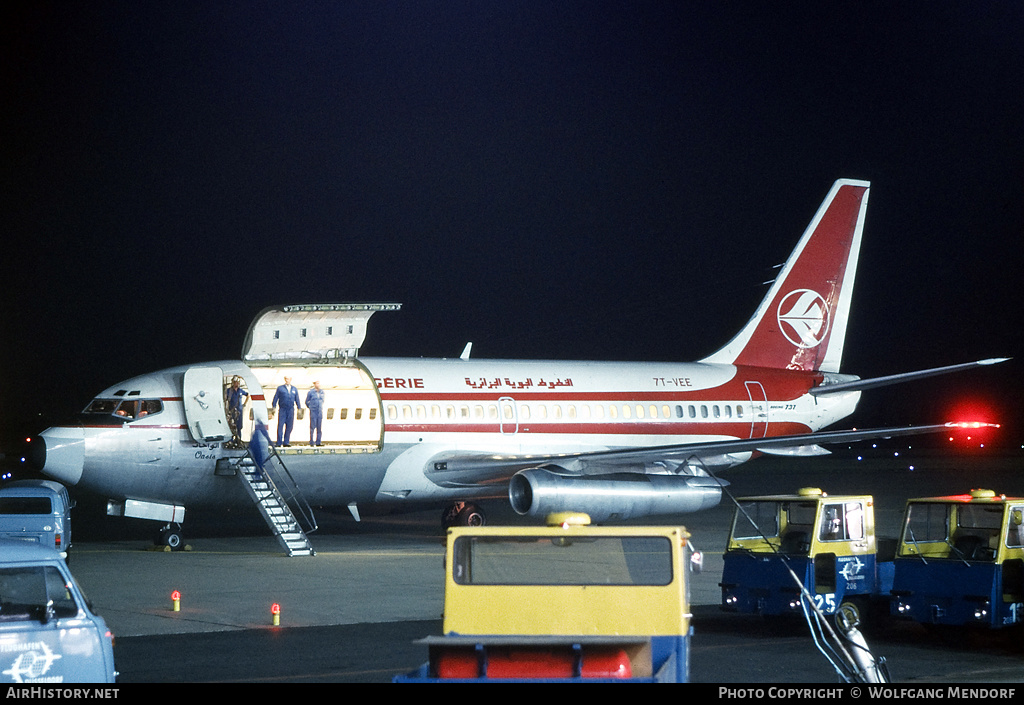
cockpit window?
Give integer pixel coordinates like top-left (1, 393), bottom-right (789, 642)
top-left (84, 399), bottom-right (119, 414)
top-left (84, 398), bottom-right (163, 420)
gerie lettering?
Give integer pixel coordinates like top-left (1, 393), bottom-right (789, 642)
top-left (375, 377), bottom-right (425, 389)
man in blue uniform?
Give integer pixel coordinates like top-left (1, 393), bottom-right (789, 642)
top-left (305, 380), bottom-right (326, 446)
top-left (272, 376), bottom-right (302, 447)
top-left (224, 376), bottom-right (249, 445)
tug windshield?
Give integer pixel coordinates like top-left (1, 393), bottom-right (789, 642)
top-left (452, 535), bottom-right (673, 586)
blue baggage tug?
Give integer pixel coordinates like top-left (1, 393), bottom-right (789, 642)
top-left (720, 488), bottom-right (892, 628)
top-left (721, 486), bottom-right (1024, 632)
top-left (891, 489), bottom-right (1024, 628)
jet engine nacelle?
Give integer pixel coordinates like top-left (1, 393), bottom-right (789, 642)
top-left (508, 466), bottom-right (723, 522)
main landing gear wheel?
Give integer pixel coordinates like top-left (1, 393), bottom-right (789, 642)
top-left (442, 502), bottom-right (486, 529)
top-left (156, 523), bottom-right (185, 551)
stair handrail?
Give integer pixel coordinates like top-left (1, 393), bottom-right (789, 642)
top-left (244, 446), bottom-right (319, 535)
top-left (267, 447), bottom-right (319, 533)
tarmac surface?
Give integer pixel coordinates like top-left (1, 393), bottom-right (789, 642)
top-left (44, 452), bottom-right (1024, 682)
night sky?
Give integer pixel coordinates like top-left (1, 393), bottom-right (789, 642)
top-left (3, 2), bottom-right (1022, 454)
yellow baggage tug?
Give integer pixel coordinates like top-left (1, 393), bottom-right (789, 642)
top-left (395, 513), bottom-right (696, 682)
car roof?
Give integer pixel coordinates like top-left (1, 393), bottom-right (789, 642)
top-left (0, 479), bottom-right (68, 497)
top-left (0, 538), bottom-right (65, 564)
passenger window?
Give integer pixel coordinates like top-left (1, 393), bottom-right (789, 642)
top-left (327, 408), bottom-right (335, 420)
top-left (368, 408), bottom-right (377, 420)
top-left (700, 405), bottom-right (708, 419)
top-left (387, 405), bottom-right (397, 420)
top-left (355, 408), bottom-right (363, 420)
top-left (688, 405), bottom-right (697, 419)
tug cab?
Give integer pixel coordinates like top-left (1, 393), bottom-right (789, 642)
top-left (891, 489), bottom-right (1024, 628)
top-left (396, 513), bottom-right (696, 682)
top-left (720, 488), bottom-right (893, 627)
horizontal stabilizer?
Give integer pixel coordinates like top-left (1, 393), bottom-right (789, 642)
top-left (810, 358), bottom-right (1010, 396)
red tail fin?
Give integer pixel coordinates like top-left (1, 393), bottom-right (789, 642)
top-left (701, 179), bottom-right (870, 372)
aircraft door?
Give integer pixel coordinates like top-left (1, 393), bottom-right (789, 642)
top-left (744, 381), bottom-right (768, 439)
top-left (183, 366), bottom-right (232, 442)
top-left (499, 396), bottom-right (518, 434)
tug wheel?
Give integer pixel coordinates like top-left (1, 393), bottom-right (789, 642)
top-left (835, 598), bottom-right (865, 631)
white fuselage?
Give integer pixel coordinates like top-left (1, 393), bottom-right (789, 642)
top-left (35, 355), bottom-right (859, 514)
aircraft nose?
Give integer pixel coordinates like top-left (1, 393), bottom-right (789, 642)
top-left (30, 427), bottom-right (85, 486)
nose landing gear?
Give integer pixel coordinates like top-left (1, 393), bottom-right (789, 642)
top-left (155, 523), bottom-right (187, 551)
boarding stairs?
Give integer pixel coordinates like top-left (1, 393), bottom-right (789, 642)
top-left (234, 450), bottom-right (318, 556)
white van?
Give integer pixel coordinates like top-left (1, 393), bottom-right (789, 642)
top-left (0, 480), bottom-right (74, 558)
top-left (0, 540), bottom-right (117, 683)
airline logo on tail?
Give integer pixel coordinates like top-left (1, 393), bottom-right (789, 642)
top-left (700, 179), bottom-right (870, 372)
top-left (777, 289), bottom-right (830, 348)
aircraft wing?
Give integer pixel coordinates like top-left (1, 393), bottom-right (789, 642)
top-left (425, 423), bottom-right (988, 488)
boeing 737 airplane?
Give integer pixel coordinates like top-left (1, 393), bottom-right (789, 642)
top-left (29, 179), bottom-right (1005, 553)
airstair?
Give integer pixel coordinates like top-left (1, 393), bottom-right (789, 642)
top-left (233, 450), bottom-right (318, 556)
